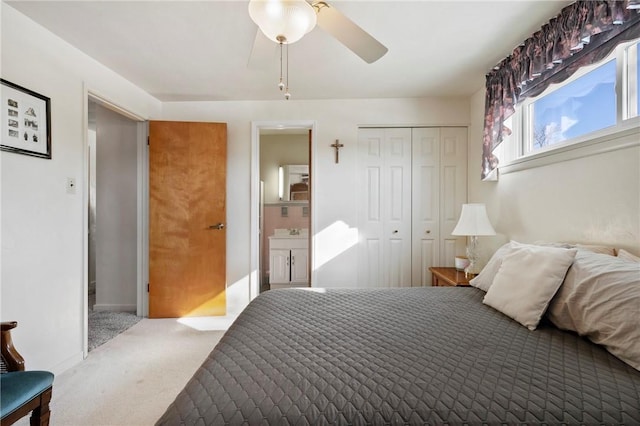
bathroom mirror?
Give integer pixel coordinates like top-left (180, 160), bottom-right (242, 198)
top-left (279, 164), bottom-right (309, 202)
top-left (260, 132), bottom-right (309, 206)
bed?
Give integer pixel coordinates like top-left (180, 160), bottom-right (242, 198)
top-left (157, 243), bottom-right (640, 425)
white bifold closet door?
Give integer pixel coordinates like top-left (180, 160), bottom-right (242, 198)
top-left (358, 127), bottom-right (467, 288)
top-left (358, 128), bottom-right (413, 288)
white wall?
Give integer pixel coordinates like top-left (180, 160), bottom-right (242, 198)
top-left (95, 104), bottom-right (138, 312)
top-left (0, 4), bottom-right (161, 374)
top-left (467, 88), bottom-right (640, 264)
top-left (161, 98), bottom-right (470, 305)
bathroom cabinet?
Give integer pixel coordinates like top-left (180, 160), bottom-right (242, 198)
top-left (268, 236), bottom-right (309, 289)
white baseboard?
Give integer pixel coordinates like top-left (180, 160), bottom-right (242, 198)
top-left (51, 351), bottom-right (84, 376)
top-left (93, 304), bottom-right (136, 313)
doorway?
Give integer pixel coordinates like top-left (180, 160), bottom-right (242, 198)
top-left (250, 121), bottom-right (316, 299)
top-left (86, 96), bottom-right (145, 353)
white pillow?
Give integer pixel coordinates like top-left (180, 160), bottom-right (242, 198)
top-left (534, 242), bottom-right (616, 256)
top-left (617, 248), bottom-right (640, 263)
top-left (548, 250), bottom-right (640, 370)
top-left (575, 244), bottom-right (616, 256)
top-left (483, 244), bottom-right (577, 330)
top-left (469, 241), bottom-right (520, 291)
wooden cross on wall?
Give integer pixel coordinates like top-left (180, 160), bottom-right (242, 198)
top-left (330, 139), bottom-right (344, 164)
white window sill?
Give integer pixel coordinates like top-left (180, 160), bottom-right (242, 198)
top-left (498, 121), bottom-right (640, 175)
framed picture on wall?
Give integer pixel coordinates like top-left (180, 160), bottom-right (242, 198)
top-left (1, 79), bottom-right (51, 159)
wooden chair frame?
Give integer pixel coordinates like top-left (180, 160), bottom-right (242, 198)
top-left (1, 322), bottom-right (53, 426)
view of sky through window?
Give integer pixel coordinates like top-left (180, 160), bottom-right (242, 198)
top-left (531, 60), bottom-right (617, 150)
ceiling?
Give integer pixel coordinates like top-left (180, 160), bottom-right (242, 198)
top-left (6, 0), bottom-right (573, 102)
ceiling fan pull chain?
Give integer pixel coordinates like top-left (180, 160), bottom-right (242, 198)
top-left (278, 40), bottom-right (285, 91)
top-left (285, 42), bottom-right (291, 100)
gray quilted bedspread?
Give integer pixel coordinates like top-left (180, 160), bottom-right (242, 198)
top-left (156, 287), bottom-right (640, 425)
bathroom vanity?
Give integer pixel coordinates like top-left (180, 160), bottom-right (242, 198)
top-left (268, 229), bottom-right (309, 289)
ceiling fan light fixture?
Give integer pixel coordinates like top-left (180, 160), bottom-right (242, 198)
top-left (248, 0), bottom-right (317, 44)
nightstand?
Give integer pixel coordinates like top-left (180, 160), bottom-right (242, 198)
top-left (429, 267), bottom-right (473, 287)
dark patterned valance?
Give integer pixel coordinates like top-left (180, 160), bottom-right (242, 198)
top-left (482, 1), bottom-right (640, 180)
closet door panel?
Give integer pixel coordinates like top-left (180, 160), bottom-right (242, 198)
top-left (366, 167), bottom-right (381, 221)
top-left (383, 129), bottom-right (412, 287)
top-left (359, 128), bottom-right (411, 288)
top-left (358, 130), bottom-right (384, 288)
top-left (418, 239), bottom-right (437, 287)
top-left (440, 128), bottom-right (468, 268)
top-left (388, 166), bottom-right (405, 221)
top-left (362, 167), bottom-right (383, 288)
top-left (412, 128), bottom-right (440, 286)
top-left (442, 166), bottom-right (459, 223)
top-left (388, 238), bottom-right (407, 287)
top-left (365, 238), bottom-right (382, 288)
top-left (442, 239), bottom-right (458, 270)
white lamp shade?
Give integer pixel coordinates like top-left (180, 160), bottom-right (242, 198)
top-left (248, 0), bottom-right (317, 44)
top-left (451, 204), bottom-right (496, 236)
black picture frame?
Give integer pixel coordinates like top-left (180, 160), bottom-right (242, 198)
top-left (1, 79), bottom-right (51, 159)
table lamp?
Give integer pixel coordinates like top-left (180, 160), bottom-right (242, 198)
top-left (451, 203), bottom-right (496, 276)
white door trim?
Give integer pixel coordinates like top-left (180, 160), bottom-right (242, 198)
top-left (250, 120), bottom-right (317, 301)
top-left (82, 87), bottom-right (148, 358)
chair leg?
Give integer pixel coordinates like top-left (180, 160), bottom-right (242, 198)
top-left (29, 387), bottom-right (52, 426)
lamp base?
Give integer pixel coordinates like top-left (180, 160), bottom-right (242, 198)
top-left (464, 235), bottom-right (480, 276)
top-left (463, 267), bottom-right (478, 278)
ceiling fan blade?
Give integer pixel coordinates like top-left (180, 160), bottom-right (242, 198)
top-left (247, 27), bottom-right (278, 69)
top-left (314, 2), bottom-right (388, 64)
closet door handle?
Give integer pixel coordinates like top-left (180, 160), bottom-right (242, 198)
top-left (208, 223), bottom-right (225, 230)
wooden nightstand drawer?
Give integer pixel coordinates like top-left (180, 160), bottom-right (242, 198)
top-left (429, 267), bottom-right (473, 287)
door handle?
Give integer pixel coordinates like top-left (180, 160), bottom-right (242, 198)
top-left (208, 223), bottom-right (225, 230)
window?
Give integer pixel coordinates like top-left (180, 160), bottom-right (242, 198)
top-left (629, 41), bottom-right (640, 119)
top-left (502, 38), bottom-right (640, 168)
top-left (529, 60), bottom-right (617, 151)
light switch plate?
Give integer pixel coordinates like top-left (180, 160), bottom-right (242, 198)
top-left (66, 177), bottom-right (76, 194)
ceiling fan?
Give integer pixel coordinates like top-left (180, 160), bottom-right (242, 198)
top-left (247, 0), bottom-right (388, 65)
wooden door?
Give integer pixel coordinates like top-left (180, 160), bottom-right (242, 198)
top-left (149, 121), bottom-right (227, 318)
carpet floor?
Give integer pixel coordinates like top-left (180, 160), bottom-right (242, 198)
top-left (15, 318), bottom-right (227, 426)
top-left (88, 310), bottom-right (142, 351)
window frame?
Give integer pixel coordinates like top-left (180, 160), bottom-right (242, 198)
top-left (497, 38), bottom-right (640, 176)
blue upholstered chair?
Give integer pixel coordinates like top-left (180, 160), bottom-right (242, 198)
top-left (0, 321), bottom-right (54, 426)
